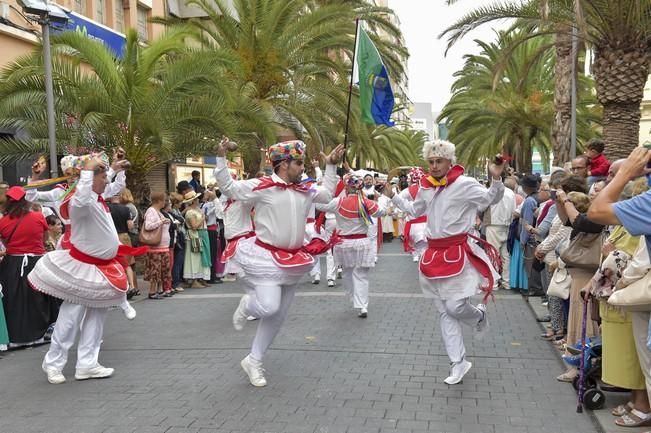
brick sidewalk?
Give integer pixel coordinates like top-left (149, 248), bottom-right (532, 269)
top-left (0, 242), bottom-right (601, 433)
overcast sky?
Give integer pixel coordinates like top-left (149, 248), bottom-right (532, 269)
top-left (388, 1), bottom-right (511, 114)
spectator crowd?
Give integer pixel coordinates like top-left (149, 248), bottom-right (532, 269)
top-left (4, 137), bottom-right (651, 429)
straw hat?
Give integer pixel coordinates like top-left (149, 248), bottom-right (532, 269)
top-left (181, 190), bottom-right (202, 204)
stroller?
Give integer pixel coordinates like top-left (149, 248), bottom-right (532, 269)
top-left (570, 299), bottom-right (606, 412)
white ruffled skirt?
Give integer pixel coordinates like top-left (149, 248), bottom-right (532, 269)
top-left (334, 237), bottom-right (375, 268)
top-left (28, 250), bottom-right (125, 308)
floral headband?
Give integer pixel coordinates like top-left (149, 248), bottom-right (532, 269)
top-left (268, 140), bottom-right (305, 163)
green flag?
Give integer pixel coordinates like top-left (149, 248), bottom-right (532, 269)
top-left (356, 27), bottom-right (394, 126)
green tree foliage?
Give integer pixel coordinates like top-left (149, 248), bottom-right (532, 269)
top-left (441, 0), bottom-right (651, 159)
top-left (439, 30), bottom-right (600, 173)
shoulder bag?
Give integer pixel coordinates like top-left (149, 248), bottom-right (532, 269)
top-left (139, 210), bottom-right (163, 246)
top-left (560, 232), bottom-right (602, 269)
top-left (607, 270), bottom-right (651, 311)
top-left (546, 260), bottom-right (571, 300)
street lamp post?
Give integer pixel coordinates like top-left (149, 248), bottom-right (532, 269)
top-left (41, 17), bottom-right (58, 178)
top-left (17, 0), bottom-right (68, 178)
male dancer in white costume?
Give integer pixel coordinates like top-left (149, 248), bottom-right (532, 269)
top-left (214, 139), bottom-right (344, 387)
top-left (29, 156), bottom-right (147, 384)
top-left (27, 152), bottom-right (135, 319)
top-left (387, 140), bottom-right (504, 385)
top-left (319, 173), bottom-right (389, 317)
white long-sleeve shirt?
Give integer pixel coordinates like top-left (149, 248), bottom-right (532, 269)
top-left (484, 187), bottom-right (516, 227)
top-left (392, 175), bottom-right (504, 239)
top-left (202, 199), bottom-right (218, 226)
top-left (69, 170), bottom-right (120, 260)
top-left (214, 158), bottom-right (337, 250)
top-left (223, 199), bottom-right (254, 240)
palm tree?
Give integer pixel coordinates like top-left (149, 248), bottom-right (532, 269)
top-left (439, 30), bottom-right (600, 172)
top-left (160, 0), bottom-right (409, 174)
top-left (441, 0), bottom-right (651, 160)
top-left (0, 28), bottom-right (266, 200)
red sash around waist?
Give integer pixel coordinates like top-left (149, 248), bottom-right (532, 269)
top-left (220, 231), bottom-right (255, 263)
top-left (340, 233), bottom-right (367, 240)
top-left (69, 245), bottom-right (128, 292)
top-left (403, 215), bottom-right (427, 252)
top-left (254, 238), bottom-right (315, 268)
top-left (207, 224), bottom-right (218, 231)
top-left (306, 218), bottom-right (316, 223)
top-left (420, 233), bottom-right (501, 302)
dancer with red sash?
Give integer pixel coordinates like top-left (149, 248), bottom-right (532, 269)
top-left (26, 152), bottom-right (136, 319)
top-left (28, 156), bottom-right (147, 384)
top-left (386, 140), bottom-right (505, 385)
top-left (319, 173), bottom-right (389, 318)
top-left (399, 167), bottom-right (428, 262)
top-left (213, 138), bottom-right (344, 387)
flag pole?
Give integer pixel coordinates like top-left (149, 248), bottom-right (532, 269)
top-left (343, 18), bottom-right (360, 156)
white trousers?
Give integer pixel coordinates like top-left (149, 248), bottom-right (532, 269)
top-left (432, 297), bottom-right (482, 364)
top-left (309, 259), bottom-right (321, 278)
top-left (326, 252), bottom-right (336, 281)
top-left (411, 240), bottom-right (427, 259)
top-left (342, 266), bottom-right (369, 309)
top-left (243, 281), bottom-right (298, 362)
top-left (485, 225), bottom-right (510, 289)
top-left (43, 302), bottom-right (108, 370)
top-left (319, 219), bottom-right (337, 281)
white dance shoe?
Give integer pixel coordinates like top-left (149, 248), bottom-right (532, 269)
top-left (241, 355), bottom-right (267, 387)
top-left (444, 359), bottom-right (472, 385)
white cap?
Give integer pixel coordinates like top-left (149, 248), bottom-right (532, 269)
top-left (422, 140), bottom-right (456, 164)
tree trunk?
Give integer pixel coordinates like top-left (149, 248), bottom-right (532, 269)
top-left (551, 30), bottom-right (573, 166)
top-left (601, 102), bottom-right (643, 160)
top-left (126, 168), bottom-right (151, 206)
top-left (593, 45), bottom-right (650, 159)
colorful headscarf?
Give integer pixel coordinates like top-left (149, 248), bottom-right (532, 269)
top-left (343, 173), bottom-right (364, 190)
top-left (408, 167), bottom-right (426, 184)
top-left (268, 140), bottom-right (305, 163)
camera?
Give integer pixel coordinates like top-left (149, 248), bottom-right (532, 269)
top-left (550, 190), bottom-right (557, 200)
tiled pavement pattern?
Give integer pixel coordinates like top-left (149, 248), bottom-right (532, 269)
top-left (0, 242), bottom-right (603, 433)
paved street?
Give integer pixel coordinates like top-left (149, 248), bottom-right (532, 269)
top-left (0, 241), bottom-right (605, 433)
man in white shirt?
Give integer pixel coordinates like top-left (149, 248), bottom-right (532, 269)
top-left (386, 140), bottom-right (504, 385)
top-left (481, 179), bottom-right (516, 290)
top-left (29, 155), bottom-right (138, 384)
top-left (213, 138), bottom-right (344, 387)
